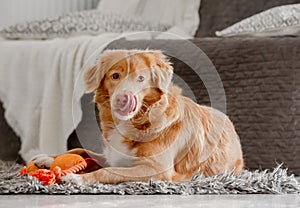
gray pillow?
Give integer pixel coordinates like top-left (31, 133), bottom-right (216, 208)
top-left (0, 10), bottom-right (170, 40)
top-left (216, 4), bottom-right (300, 37)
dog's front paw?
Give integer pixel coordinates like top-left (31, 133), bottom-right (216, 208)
top-left (31, 154), bottom-right (54, 169)
top-left (60, 174), bottom-right (83, 185)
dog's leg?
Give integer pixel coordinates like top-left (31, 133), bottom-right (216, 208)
top-left (31, 148), bottom-right (107, 169)
top-left (61, 159), bottom-right (173, 185)
top-left (30, 154), bottom-right (55, 169)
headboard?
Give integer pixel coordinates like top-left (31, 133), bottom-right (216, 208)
top-left (196, 0), bottom-right (300, 37)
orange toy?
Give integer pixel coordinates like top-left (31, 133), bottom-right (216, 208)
top-left (20, 153), bottom-right (93, 185)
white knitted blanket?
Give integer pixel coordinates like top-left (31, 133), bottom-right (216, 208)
top-left (0, 33), bottom-right (119, 161)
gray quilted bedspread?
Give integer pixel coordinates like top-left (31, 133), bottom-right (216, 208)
top-left (1, 37), bottom-right (300, 174)
top-left (107, 37), bottom-right (300, 173)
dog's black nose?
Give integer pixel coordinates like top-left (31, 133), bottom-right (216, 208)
top-left (116, 93), bottom-right (129, 108)
top-left (114, 92), bottom-right (137, 115)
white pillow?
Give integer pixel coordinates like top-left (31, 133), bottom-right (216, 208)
top-left (97, 0), bottom-right (142, 17)
top-left (216, 4), bottom-right (300, 37)
top-left (97, 0), bottom-right (201, 37)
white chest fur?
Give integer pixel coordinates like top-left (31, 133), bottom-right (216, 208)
top-left (104, 129), bottom-right (137, 167)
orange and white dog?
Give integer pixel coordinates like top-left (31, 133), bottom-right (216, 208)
top-left (32, 49), bottom-right (243, 185)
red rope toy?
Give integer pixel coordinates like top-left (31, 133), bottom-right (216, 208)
top-left (20, 153), bottom-right (94, 185)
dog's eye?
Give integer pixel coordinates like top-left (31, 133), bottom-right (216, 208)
top-left (137, 76), bottom-right (144, 82)
top-left (111, 73), bottom-right (120, 80)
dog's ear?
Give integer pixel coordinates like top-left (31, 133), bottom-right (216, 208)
top-left (84, 64), bottom-right (99, 93)
top-left (151, 51), bottom-right (173, 93)
top-left (84, 50), bottom-right (115, 93)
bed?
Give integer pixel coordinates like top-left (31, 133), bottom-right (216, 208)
top-left (0, 0), bottom-right (300, 174)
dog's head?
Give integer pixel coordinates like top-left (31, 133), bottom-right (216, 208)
top-left (84, 49), bottom-right (173, 121)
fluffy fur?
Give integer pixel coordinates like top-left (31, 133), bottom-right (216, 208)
top-left (33, 49), bottom-right (243, 185)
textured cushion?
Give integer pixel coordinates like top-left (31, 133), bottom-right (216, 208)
top-left (196, 0), bottom-right (300, 37)
top-left (216, 4), bottom-right (300, 37)
top-left (0, 10), bottom-right (169, 40)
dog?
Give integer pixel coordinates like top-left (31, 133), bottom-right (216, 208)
top-left (32, 49), bottom-right (243, 185)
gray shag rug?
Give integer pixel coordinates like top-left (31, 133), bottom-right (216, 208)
top-left (0, 161), bottom-right (299, 195)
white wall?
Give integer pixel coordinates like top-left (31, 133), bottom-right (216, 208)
top-left (0, 0), bottom-right (100, 29)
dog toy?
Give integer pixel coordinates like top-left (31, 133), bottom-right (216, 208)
top-left (20, 153), bottom-right (92, 185)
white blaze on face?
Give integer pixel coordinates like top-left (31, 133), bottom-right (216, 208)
top-left (111, 55), bottom-right (138, 121)
top-left (127, 55), bottom-right (130, 75)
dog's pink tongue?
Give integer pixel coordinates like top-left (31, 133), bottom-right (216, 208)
top-left (119, 94), bottom-right (137, 115)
